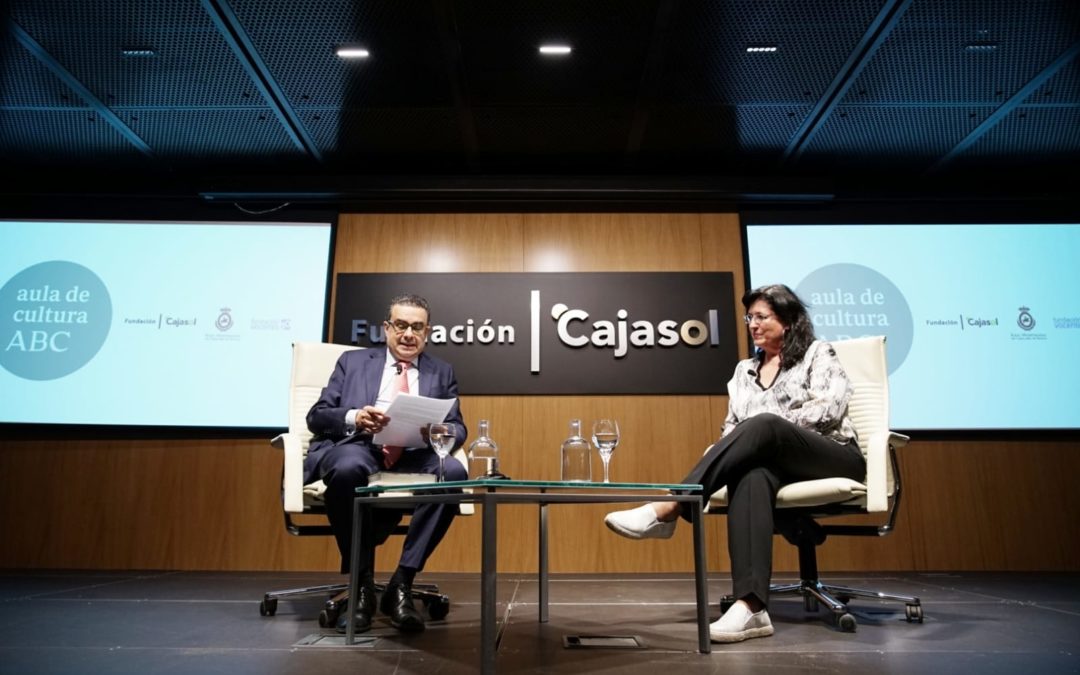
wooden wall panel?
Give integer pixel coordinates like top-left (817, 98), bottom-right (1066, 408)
top-left (522, 213), bottom-right (703, 272)
top-left (2, 212), bottom-right (1079, 576)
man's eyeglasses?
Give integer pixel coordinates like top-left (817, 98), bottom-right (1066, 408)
top-left (386, 320), bottom-right (428, 334)
top-left (743, 313), bottom-right (775, 325)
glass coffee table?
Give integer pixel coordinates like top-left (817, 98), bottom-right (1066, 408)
top-left (346, 480), bottom-right (710, 673)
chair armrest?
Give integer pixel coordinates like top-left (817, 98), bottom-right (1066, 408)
top-left (272, 432), bottom-right (307, 514)
top-left (863, 431), bottom-right (889, 513)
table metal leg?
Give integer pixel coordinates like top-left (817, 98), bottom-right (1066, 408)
top-left (690, 499), bottom-right (711, 653)
top-left (539, 502), bottom-right (549, 623)
top-left (481, 493), bottom-right (498, 675)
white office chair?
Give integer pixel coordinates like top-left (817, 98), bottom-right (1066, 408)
top-left (707, 335), bottom-right (922, 631)
top-left (259, 341), bottom-right (468, 626)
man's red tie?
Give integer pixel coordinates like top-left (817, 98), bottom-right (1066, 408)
top-left (381, 360), bottom-right (411, 468)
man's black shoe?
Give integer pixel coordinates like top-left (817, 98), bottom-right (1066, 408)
top-left (379, 583), bottom-right (425, 632)
top-left (334, 583), bottom-right (378, 634)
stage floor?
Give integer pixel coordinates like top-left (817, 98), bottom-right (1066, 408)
top-left (1, 570), bottom-right (1078, 674)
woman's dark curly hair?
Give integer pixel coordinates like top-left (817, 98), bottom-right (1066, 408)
top-left (742, 284), bottom-right (815, 370)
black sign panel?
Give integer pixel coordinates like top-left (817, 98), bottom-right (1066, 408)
top-left (333, 273), bottom-right (738, 395)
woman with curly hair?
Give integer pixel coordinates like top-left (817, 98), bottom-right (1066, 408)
top-left (604, 284), bottom-right (865, 643)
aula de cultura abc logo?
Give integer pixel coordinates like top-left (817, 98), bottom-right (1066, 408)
top-left (796, 263), bottom-right (913, 374)
top-left (1, 261), bottom-right (112, 380)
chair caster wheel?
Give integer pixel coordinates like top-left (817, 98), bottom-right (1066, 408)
top-left (838, 613), bottom-right (857, 632)
top-left (318, 608), bottom-right (339, 627)
top-left (905, 604), bottom-right (923, 623)
top-left (426, 595), bottom-right (451, 621)
top-left (259, 597), bottom-right (277, 617)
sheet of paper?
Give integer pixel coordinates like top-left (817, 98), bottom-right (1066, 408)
top-left (372, 393), bottom-right (456, 448)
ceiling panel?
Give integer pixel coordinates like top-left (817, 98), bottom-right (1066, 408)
top-left (0, 109), bottom-right (152, 164)
top-left (848, 0), bottom-right (1080, 104)
top-left (228, 0), bottom-right (455, 108)
top-left (1, 0), bottom-right (1078, 203)
top-left (953, 106), bottom-right (1080, 166)
top-left (299, 107), bottom-right (463, 160)
top-left (455, 0), bottom-right (659, 106)
top-left (798, 105), bottom-right (997, 171)
top-left (659, 0), bottom-right (889, 104)
top-left (12, 0), bottom-right (261, 108)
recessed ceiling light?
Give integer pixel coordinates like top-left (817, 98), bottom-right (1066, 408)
top-left (964, 42), bottom-right (998, 53)
top-left (746, 45), bottom-right (778, 53)
top-left (539, 45), bottom-right (572, 56)
top-left (336, 47), bottom-right (370, 59)
top-left (121, 48), bottom-right (156, 57)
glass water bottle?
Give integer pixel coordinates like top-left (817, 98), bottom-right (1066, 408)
top-left (467, 419), bottom-right (506, 479)
top-left (560, 418), bottom-right (592, 482)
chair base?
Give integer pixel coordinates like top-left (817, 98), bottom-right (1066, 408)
top-left (721, 579), bottom-right (923, 633)
top-left (259, 581), bottom-right (450, 626)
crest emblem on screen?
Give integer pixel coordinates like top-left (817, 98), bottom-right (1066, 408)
top-left (1016, 306), bottom-right (1035, 331)
top-left (215, 307), bottom-right (234, 332)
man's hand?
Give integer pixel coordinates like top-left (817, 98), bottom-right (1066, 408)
top-left (356, 406), bottom-right (390, 434)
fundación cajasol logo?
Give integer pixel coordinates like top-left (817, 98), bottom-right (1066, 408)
top-left (0, 260), bottom-right (112, 380)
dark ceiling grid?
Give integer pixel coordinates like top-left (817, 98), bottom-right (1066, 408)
top-left (639, 105), bottom-right (806, 169)
top-left (225, 0), bottom-right (369, 109)
top-left (779, 0), bottom-right (913, 167)
top-left (1, 0), bottom-right (1078, 204)
top-left (642, 0), bottom-right (893, 175)
top-left (471, 106), bottom-right (634, 167)
top-left (953, 106), bottom-right (1080, 170)
top-left (1032, 59), bottom-right (1080, 104)
top-left (0, 109), bottom-right (150, 166)
top-left (929, 40), bottom-right (1080, 173)
top-left (11, 0), bottom-right (255, 107)
top-left (800, 105), bottom-right (996, 173)
top-left (849, 0), bottom-right (1079, 105)
top-left (227, 0), bottom-right (456, 107)
top-left (9, 21), bottom-right (153, 157)
top-left (0, 30), bottom-right (82, 108)
top-left (624, 0), bottom-right (681, 160)
top-left (201, 0), bottom-right (321, 160)
top-left (453, 1), bottom-right (662, 167)
top-left (298, 107), bottom-right (463, 164)
top-left (432, 0), bottom-right (479, 162)
top-left (453, 0), bottom-right (658, 107)
top-left (656, 0), bottom-right (891, 105)
top-left (128, 108), bottom-right (304, 163)
top-left (225, 0), bottom-right (462, 165)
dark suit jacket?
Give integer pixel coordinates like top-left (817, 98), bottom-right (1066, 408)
top-left (304, 347), bottom-right (466, 482)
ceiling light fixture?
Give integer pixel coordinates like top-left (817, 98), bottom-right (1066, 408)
top-left (335, 47), bottom-right (370, 59)
top-left (964, 43), bottom-right (998, 53)
top-left (539, 45), bottom-right (572, 56)
top-left (746, 45), bottom-right (778, 53)
top-left (121, 48), bottom-right (156, 57)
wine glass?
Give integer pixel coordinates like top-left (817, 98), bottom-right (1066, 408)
top-left (428, 422), bottom-right (457, 482)
top-left (591, 419), bottom-right (620, 484)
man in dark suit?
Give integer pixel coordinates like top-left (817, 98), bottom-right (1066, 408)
top-left (304, 293), bottom-right (468, 634)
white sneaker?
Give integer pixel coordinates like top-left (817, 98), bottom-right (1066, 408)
top-left (603, 504), bottom-right (677, 540)
top-left (709, 602), bottom-right (774, 643)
